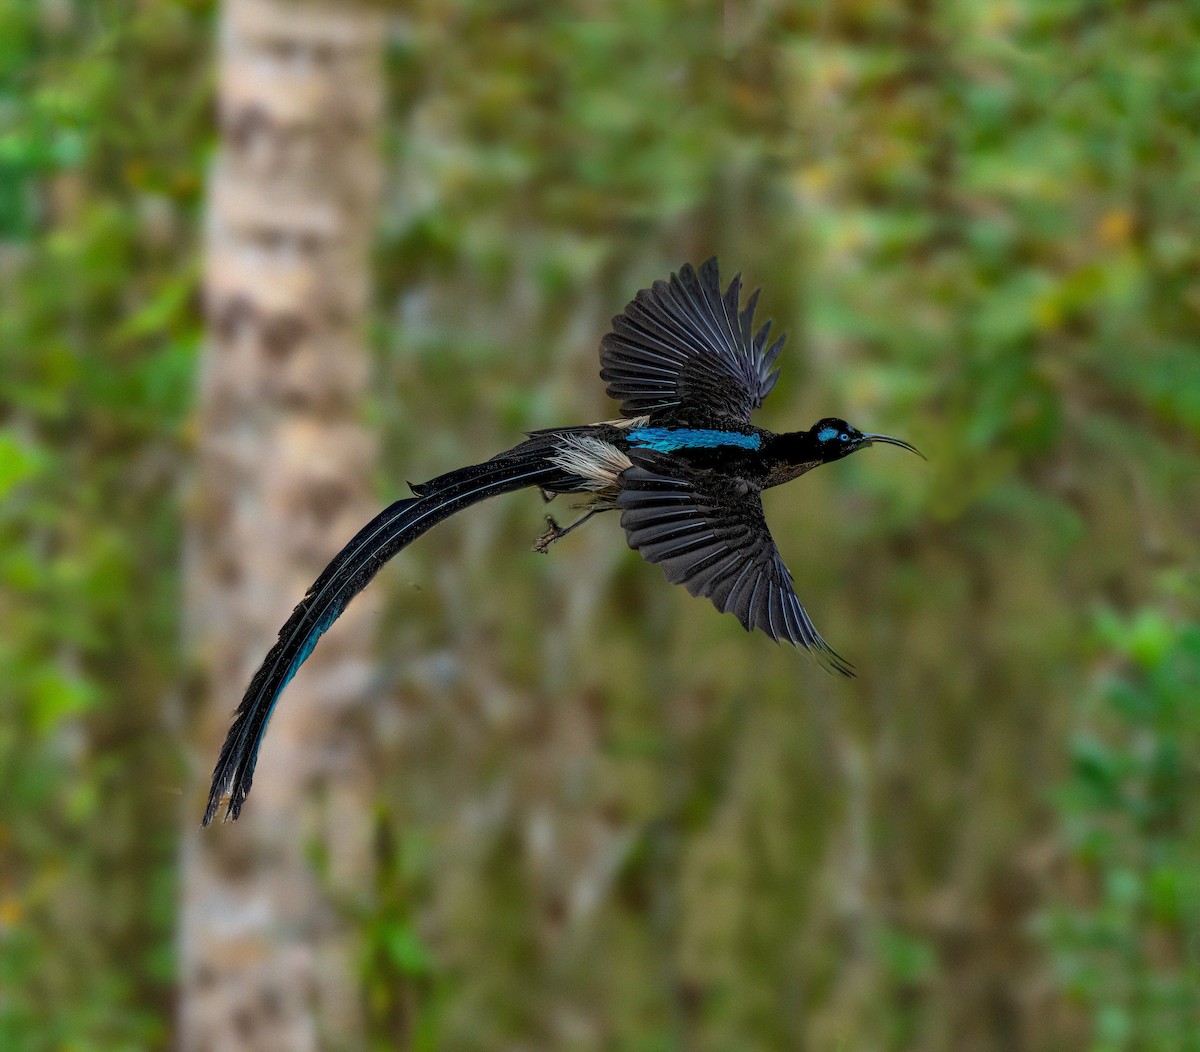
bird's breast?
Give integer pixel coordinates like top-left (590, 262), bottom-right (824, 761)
top-left (761, 459), bottom-right (821, 489)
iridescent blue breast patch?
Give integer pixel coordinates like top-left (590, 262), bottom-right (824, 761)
top-left (627, 427), bottom-right (762, 453)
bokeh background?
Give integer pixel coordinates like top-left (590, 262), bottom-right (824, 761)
top-left (3, 1), bottom-right (1200, 1049)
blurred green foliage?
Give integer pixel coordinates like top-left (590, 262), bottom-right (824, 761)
top-left (0, 0), bottom-right (210, 1046)
top-left (2, 0), bottom-right (1199, 1050)
top-left (1043, 599), bottom-right (1200, 1049)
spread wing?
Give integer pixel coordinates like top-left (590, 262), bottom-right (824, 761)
top-left (618, 459), bottom-right (853, 675)
top-left (599, 258), bottom-right (785, 425)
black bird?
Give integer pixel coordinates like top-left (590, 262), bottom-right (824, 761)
top-left (203, 259), bottom-right (921, 824)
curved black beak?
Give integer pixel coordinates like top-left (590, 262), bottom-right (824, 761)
top-left (862, 432), bottom-right (926, 460)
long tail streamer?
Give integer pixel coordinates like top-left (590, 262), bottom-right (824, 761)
top-left (203, 453), bottom-right (562, 824)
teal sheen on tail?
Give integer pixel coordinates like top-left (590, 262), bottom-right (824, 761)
top-left (203, 452), bottom-right (570, 824)
top-left (204, 259), bottom-right (922, 824)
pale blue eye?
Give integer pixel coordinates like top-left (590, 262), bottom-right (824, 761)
top-left (839, 432), bottom-right (849, 441)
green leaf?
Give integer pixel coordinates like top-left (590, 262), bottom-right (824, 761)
top-left (0, 430), bottom-right (46, 501)
top-left (30, 667), bottom-right (100, 734)
top-left (383, 923), bottom-right (433, 977)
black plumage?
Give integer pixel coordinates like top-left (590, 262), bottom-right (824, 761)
top-left (203, 258), bottom-right (921, 824)
top-left (618, 462), bottom-right (852, 675)
top-left (600, 259), bottom-right (784, 421)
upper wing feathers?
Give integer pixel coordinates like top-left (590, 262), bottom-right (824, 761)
top-left (600, 258), bottom-right (786, 424)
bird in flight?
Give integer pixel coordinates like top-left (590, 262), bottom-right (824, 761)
top-left (203, 258), bottom-right (922, 824)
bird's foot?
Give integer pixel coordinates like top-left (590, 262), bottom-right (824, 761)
top-left (533, 506), bottom-right (609, 553)
top-left (533, 507), bottom-right (606, 553)
top-left (533, 515), bottom-right (565, 554)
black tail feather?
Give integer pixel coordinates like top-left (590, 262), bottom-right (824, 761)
top-left (202, 450), bottom-right (564, 825)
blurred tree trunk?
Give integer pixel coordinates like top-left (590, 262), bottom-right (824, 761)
top-left (180, 2), bottom-right (385, 1049)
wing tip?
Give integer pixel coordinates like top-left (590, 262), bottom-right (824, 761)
top-left (814, 643), bottom-right (856, 678)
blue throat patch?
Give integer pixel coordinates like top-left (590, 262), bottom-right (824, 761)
top-left (627, 427), bottom-right (762, 453)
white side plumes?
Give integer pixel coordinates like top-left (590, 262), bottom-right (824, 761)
top-left (549, 433), bottom-right (632, 493)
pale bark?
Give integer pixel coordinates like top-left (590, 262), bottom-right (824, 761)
top-left (181, 2), bottom-right (385, 1048)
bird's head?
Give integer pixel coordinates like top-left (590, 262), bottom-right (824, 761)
top-left (809, 417), bottom-right (924, 464)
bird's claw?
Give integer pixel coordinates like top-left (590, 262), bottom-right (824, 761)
top-left (533, 515), bottom-right (564, 554)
